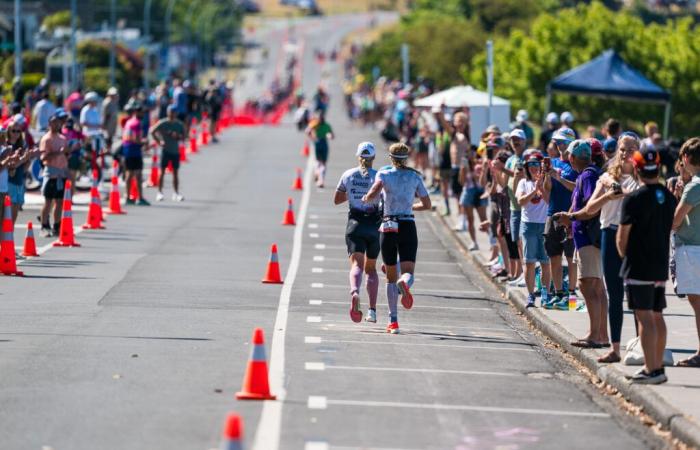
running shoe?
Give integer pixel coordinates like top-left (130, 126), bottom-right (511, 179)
top-left (507, 274), bottom-right (524, 287)
top-left (350, 291), bottom-right (362, 323)
top-left (543, 294), bottom-right (559, 309)
top-left (365, 308), bottom-right (377, 323)
top-left (526, 294), bottom-right (536, 308)
top-left (386, 322), bottom-right (400, 334)
top-left (397, 279), bottom-right (413, 310)
top-left (126, 198), bottom-right (136, 205)
top-left (155, 192), bottom-right (165, 202)
top-left (627, 368), bottom-right (667, 385)
top-left (553, 298), bottom-right (570, 311)
top-left (468, 242), bottom-right (479, 251)
top-left (173, 193), bottom-right (184, 202)
top-left (40, 226), bottom-right (52, 238)
top-left (138, 198), bottom-right (151, 206)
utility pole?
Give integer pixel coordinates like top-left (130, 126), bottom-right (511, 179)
top-left (70, 0), bottom-right (77, 89)
top-left (486, 40), bottom-right (494, 125)
top-left (109, 0), bottom-right (116, 87)
top-left (143, 0), bottom-right (153, 90)
top-left (164, 0), bottom-right (177, 77)
top-left (13, 0), bottom-right (21, 81)
top-left (401, 43), bottom-right (409, 86)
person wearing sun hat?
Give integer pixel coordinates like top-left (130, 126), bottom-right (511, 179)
top-left (539, 112), bottom-right (560, 151)
top-left (617, 147), bottom-right (676, 383)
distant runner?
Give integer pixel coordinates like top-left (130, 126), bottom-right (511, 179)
top-left (306, 112), bottom-right (334, 188)
top-left (334, 142), bottom-right (382, 323)
top-left (151, 105), bottom-right (186, 202)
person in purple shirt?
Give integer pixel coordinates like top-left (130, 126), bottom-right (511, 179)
top-left (555, 140), bottom-right (609, 349)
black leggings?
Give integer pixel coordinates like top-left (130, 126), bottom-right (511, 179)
top-left (380, 220), bottom-right (418, 265)
top-left (601, 227), bottom-right (624, 343)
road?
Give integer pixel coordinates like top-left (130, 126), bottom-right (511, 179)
top-left (0, 14), bottom-right (668, 450)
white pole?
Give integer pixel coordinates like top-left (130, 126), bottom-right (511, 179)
top-left (486, 40), bottom-right (494, 125)
top-left (401, 43), bottom-right (409, 86)
top-left (14, 0), bottom-right (21, 81)
top-left (109, 0), bottom-right (116, 87)
top-left (70, 0), bottom-right (77, 89)
top-left (143, 0), bottom-right (152, 90)
top-left (663, 102), bottom-right (671, 140)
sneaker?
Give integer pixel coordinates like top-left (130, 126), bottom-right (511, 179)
top-left (468, 242), bottom-right (479, 251)
top-left (543, 294), bottom-right (559, 309)
top-left (173, 193), bottom-right (184, 202)
top-left (453, 221), bottom-right (467, 232)
top-left (349, 292), bottom-right (362, 323)
top-left (365, 308), bottom-right (377, 323)
top-left (126, 198), bottom-right (136, 205)
top-left (553, 298), bottom-right (570, 311)
top-left (576, 302), bottom-right (587, 312)
top-left (386, 322), bottom-right (400, 334)
top-left (507, 275), bottom-right (524, 287)
top-left (397, 279), bottom-right (413, 310)
top-left (53, 223), bottom-right (60, 236)
top-left (441, 208), bottom-right (451, 217)
top-left (526, 294), bottom-right (536, 308)
top-left (40, 226), bottom-right (52, 238)
top-left (628, 368), bottom-right (667, 385)
top-left (483, 257), bottom-right (500, 267)
top-left (155, 192), bottom-right (165, 202)
top-left (137, 198), bottom-right (151, 206)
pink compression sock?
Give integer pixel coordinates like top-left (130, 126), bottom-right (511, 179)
top-left (349, 265), bottom-right (363, 294)
top-left (366, 270), bottom-right (379, 309)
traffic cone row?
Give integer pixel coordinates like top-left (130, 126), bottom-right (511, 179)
top-left (292, 168), bottom-right (303, 190)
top-left (0, 196), bottom-right (23, 275)
top-left (82, 186), bottom-right (105, 230)
top-left (148, 154), bottom-right (159, 187)
top-left (22, 222), bottom-right (38, 257)
top-left (301, 140), bottom-right (310, 157)
top-left (109, 174), bottom-right (126, 215)
top-left (53, 180), bottom-right (81, 247)
top-left (281, 198), bottom-right (296, 226)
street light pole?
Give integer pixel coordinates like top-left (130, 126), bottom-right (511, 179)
top-left (109, 0), bottom-right (116, 87)
top-left (143, 0), bottom-right (153, 90)
top-left (13, 0), bottom-right (21, 81)
top-left (70, 0), bottom-right (77, 89)
top-left (164, 0), bottom-right (177, 77)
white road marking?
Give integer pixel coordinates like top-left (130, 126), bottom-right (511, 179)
top-left (309, 233), bottom-right (320, 238)
top-left (309, 299), bottom-right (323, 306)
top-left (323, 399), bottom-right (610, 418)
top-left (313, 255), bottom-right (325, 262)
top-left (310, 267), bottom-right (466, 279)
top-left (309, 283), bottom-right (482, 296)
top-left (311, 267), bottom-right (324, 273)
top-left (315, 364), bottom-right (518, 377)
top-left (304, 336), bottom-right (322, 344)
top-left (304, 442), bottom-right (329, 450)
top-left (311, 282), bottom-right (324, 288)
top-left (314, 243), bottom-right (326, 250)
top-left (252, 151), bottom-right (313, 450)
top-left (313, 301), bottom-right (489, 311)
top-left (318, 339), bottom-right (534, 352)
top-left (309, 214), bottom-right (320, 220)
top-left (308, 396), bottom-right (328, 410)
top-left (305, 362), bottom-right (326, 371)
top-left (306, 316), bottom-right (322, 323)
top-left (308, 223), bottom-right (319, 229)
top-left (316, 257), bottom-right (459, 265)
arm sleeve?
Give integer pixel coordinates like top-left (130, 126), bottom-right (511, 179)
top-left (415, 175), bottom-right (428, 198)
top-left (336, 173), bottom-right (347, 193)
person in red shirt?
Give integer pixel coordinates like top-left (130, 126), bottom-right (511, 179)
top-left (121, 102), bottom-right (150, 206)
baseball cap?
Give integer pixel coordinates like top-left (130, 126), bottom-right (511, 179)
top-left (560, 111), bottom-right (574, 124)
top-left (546, 112), bottom-right (559, 124)
top-left (552, 127), bottom-right (576, 144)
top-left (166, 104), bottom-right (177, 114)
top-left (516, 109), bottom-right (528, 122)
top-left (509, 128), bottom-right (526, 141)
top-left (632, 148), bottom-right (660, 174)
top-left (50, 109), bottom-right (68, 122)
top-left (603, 137), bottom-right (617, 154)
top-left (107, 86), bottom-right (118, 96)
top-left (487, 136), bottom-right (506, 148)
top-left (356, 141), bottom-right (376, 158)
top-left (522, 148), bottom-right (544, 161)
top-left (568, 139), bottom-right (592, 160)
top-left (586, 138), bottom-right (603, 157)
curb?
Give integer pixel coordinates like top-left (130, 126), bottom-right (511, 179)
top-left (426, 211), bottom-right (700, 449)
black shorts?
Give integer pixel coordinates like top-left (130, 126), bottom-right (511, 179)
top-left (42, 178), bottom-right (65, 200)
top-left (505, 230), bottom-right (519, 260)
top-left (450, 168), bottom-right (462, 198)
top-left (177, 113), bottom-right (187, 123)
top-left (345, 217), bottom-right (380, 259)
top-left (626, 284), bottom-right (667, 312)
top-left (67, 152), bottom-right (81, 171)
top-left (125, 156), bottom-right (144, 171)
top-left (160, 152), bottom-right (180, 171)
top-left (380, 220), bottom-right (418, 265)
top-left (544, 217), bottom-right (574, 258)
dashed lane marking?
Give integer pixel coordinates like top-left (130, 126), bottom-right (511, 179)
top-left (313, 255), bottom-right (325, 262)
top-left (310, 339), bottom-right (534, 352)
top-left (305, 362), bottom-right (326, 371)
top-left (309, 299), bottom-right (323, 305)
top-left (312, 267), bottom-right (324, 273)
top-left (304, 336), bottom-right (322, 344)
top-left (308, 300), bottom-right (490, 311)
top-left (309, 233), bottom-right (320, 238)
top-left (308, 223), bottom-right (319, 229)
top-left (306, 316), bottom-right (322, 323)
top-left (319, 399), bottom-right (610, 418)
top-left (304, 363), bottom-right (518, 377)
top-left (311, 283), bottom-right (324, 288)
top-left (307, 396), bottom-right (328, 410)
top-left (314, 244), bottom-right (326, 250)
top-left (304, 442), bottom-right (329, 450)
top-left (308, 283), bottom-right (482, 296)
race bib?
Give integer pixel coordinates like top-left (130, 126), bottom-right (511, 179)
top-left (380, 220), bottom-right (399, 233)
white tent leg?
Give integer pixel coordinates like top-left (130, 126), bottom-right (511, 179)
top-left (543, 87), bottom-right (552, 129)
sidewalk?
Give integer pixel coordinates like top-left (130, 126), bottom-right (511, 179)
top-left (429, 197), bottom-right (700, 449)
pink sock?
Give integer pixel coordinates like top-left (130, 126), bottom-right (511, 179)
top-left (366, 271), bottom-right (379, 309)
top-left (349, 265), bottom-right (363, 294)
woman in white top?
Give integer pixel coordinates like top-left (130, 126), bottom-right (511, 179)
top-left (575, 134), bottom-right (640, 363)
top-left (516, 152), bottom-right (551, 308)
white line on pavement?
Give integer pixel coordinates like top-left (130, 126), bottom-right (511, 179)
top-left (309, 233), bottom-right (320, 238)
top-left (308, 223), bottom-right (319, 229)
top-left (309, 299), bottom-right (323, 305)
top-left (312, 267), bottom-right (324, 273)
top-left (322, 399), bottom-right (610, 418)
top-left (309, 283), bottom-right (482, 295)
top-left (304, 442), bottom-right (329, 450)
top-left (306, 316), bottom-right (322, 323)
top-left (314, 300), bottom-right (489, 311)
top-left (252, 152), bottom-right (314, 450)
top-left (314, 244), bottom-right (326, 249)
top-left (315, 339), bottom-right (534, 352)
top-left (304, 336), bottom-right (322, 344)
top-left (305, 363), bottom-right (518, 377)
top-left (311, 282), bottom-right (324, 288)
top-left (313, 255), bottom-right (325, 262)
top-left (308, 396), bottom-right (328, 410)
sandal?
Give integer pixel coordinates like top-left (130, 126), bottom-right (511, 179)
top-left (597, 351), bottom-right (621, 363)
top-left (675, 354), bottom-right (700, 367)
top-left (571, 339), bottom-right (603, 349)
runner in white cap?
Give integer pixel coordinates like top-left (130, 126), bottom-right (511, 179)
top-left (335, 142), bottom-right (382, 323)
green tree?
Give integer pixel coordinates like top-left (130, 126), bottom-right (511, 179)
top-left (3, 51), bottom-right (47, 80)
top-left (41, 10), bottom-right (78, 33)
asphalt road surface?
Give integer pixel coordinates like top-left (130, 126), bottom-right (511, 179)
top-left (0, 14), bottom-right (668, 450)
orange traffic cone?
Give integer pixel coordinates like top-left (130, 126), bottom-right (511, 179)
top-left (129, 178), bottom-right (140, 201)
top-left (219, 413), bottom-right (243, 450)
top-left (201, 122), bottom-right (209, 145)
top-left (0, 196), bottom-right (23, 275)
top-left (188, 136), bottom-right (197, 155)
top-left (148, 154), bottom-right (159, 187)
top-left (282, 198), bottom-right (296, 226)
top-left (292, 168), bottom-right (303, 190)
top-left (236, 328), bottom-right (276, 400)
top-left (91, 169), bottom-right (105, 223)
top-left (108, 175), bottom-right (126, 215)
top-left (301, 140), bottom-right (310, 157)
top-left (53, 180), bottom-right (81, 247)
top-left (22, 221), bottom-right (38, 257)
top-left (262, 243), bottom-right (283, 284)
top-left (83, 186), bottom-right (106, 229)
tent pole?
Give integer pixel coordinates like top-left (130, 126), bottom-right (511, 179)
top-left (663, 102), bottom-right (671, 139)
top-left (543, 85), bottom-right (552, 129)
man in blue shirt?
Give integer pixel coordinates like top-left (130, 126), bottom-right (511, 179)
top-left (543, 127), bottom-right (578, 309)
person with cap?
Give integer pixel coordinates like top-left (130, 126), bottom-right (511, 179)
top-left (362, 143), bottom-right (432, 334)
top-left (80, 92), bottom-right (104, 163)
top-left (334, 141), bottom-right (382, 323)
top-left (122, 101), bottom-right (150, 206)
top-left (539, 112), bottom-right (559, 151)
top-left (502, 129), bottom-right (527, 287)
top-left (102, 87), bottom-right (120, 153)
top-left (617, 147), bottom-right (676, 383)
top-left (516, 151), bottom-right (552, 307)
top-left (39, 110), bottom-right (71, 237)
top-left (65, 87), bottom-right (84, 121)
top-left (32, 91), bottom-right (56, 133)
top-left (602, 137), bottom-right (618, 165)
top-left (542, 129), bottom-right (580, 310)
top-left (172, 79), bottom-right (189, 135)
top-left (671, 137), bottom-right (700, 368)
top-left (6, 118), bottom-right (39, 226)
top-left (573, 134), bottom-right (641, 363)
top-left (560, 111), bottom-right (579, 138)
top-left (61, 116), bottom-right (86, 187)
top-left (204, 80), bottom-right (223, 143)
top-left (555, 139), bottom-right (609, 348)
top-left (511, 109), bottom-right (534, 147)
top-left (305, 111), bottom-right (334, 188)
top-left (151, 104), bottom-right (186, 202)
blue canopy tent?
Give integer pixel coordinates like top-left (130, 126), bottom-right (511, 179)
top-left (544, 49), bottom-right (672, 137)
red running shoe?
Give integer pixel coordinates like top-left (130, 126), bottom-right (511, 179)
top-left (350, 291), bottom-right (363, 323)
top-left (397, 280), bottom-right (413, 310)
top-left (386, 322), bottom-right (400, 334)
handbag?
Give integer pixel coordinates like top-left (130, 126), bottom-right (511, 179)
top-left (623, 336), bottom-right (675, 366)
